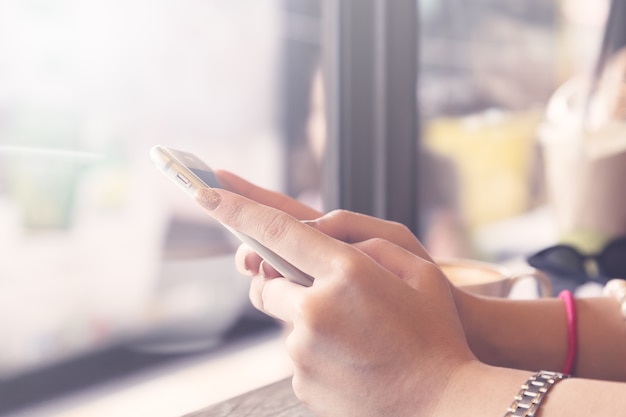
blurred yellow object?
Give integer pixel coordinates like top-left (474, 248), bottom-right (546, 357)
top-left (559, 229), bottom-right (610, 254)
top-left (425, 108), bottom-right (543, 231)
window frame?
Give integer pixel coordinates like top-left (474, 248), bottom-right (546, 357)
top-left (321, 0), bottom-right (421, 235)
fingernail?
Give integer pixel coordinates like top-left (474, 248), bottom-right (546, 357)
top-left (260, 260), bottom-right (278, 279)
top-left (259, 260), bottom-right (270, 278)
top-left (243, 254), bottom-right (255, 274)
top-left (196, 188), bottom-right (221, 210)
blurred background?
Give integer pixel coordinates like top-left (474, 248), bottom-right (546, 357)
top-left (0, 0), bottom-right (620, 415)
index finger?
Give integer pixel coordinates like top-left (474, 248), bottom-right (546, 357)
top-left (195, 187), bottom-right (346, 282)
top-left (214, 170), bottom-right (322, 220)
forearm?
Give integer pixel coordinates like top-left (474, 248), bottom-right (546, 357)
top-left (457, 295), bottom-right (568, 372)
top-left (437, 362), bottom-right (626, 417)
top-left (454, 290), bottom-right (626, 380)
top-left (576, 296), bottom-right (626, 380)
top-left (541, 375), bottom-right (626, 415)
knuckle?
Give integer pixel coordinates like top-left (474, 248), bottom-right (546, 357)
top-left (219, 201), bottom-right (246, 229)
top-left (328, 250), bottom-right (366, 280)
top-left (364, 237), bottom-right (390, 248)
top-left (365, 237), bottom-right (398, 254)
top-left (260, 211), bottom-right (293, 245)
top-left (285, 329), bottom-right (316, 376)
top-left (389, 219), bottom-right (411, 236)
top-left (285, 331), bottom-right (307, 365)
top-left (320, 209), bottom-right (352, 229)
top-left (327, 208), bottom-right (351, 220)
top-left (291, 373), bottom-right (312, 406)
top-left (296, 295), bottom-right (327, 333)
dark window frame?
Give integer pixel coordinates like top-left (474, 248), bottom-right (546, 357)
top-left (321, 0), bottom-right (421, 235)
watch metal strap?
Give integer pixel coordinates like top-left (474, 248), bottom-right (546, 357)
top-left (504, 370), bottom-right (569, 417)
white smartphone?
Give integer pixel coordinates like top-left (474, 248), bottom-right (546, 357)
top-left (150, 145), bottom-right (314, 287)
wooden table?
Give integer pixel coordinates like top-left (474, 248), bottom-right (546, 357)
top-left (183, 377), bottom-right (315, 417)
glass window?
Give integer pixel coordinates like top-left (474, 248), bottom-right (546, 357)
top-left (417, 0), bottom-right (612, 261)
top-left (0, 0), bottom-right (323, 395)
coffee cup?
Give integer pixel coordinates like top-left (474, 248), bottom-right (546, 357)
top-left (437, 257), bottom-right (552, 298)
top-left (539, 77), bottom-right (626, 243)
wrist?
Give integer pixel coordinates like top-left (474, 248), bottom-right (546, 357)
top-left (434, 360), bottom-right (531, 417)
top-left (452, 287), bottom-right (570, 371)
top-left (451, 287), bottom-right (503, 363)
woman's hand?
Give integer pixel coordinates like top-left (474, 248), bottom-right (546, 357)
top-left (195, 187), bottom-right (479, 417)
top-left (211, 173), bottom-right (564, 375)
top-left (215, 169), bottom-right (434, 278)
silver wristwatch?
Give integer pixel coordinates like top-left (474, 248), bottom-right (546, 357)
top-left (504, 370), bottom-right (569, 417)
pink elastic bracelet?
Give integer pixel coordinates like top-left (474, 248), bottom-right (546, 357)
top-left (558, 290), bottom-right (577, 375)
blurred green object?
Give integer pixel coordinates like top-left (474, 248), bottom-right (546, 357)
top-left (4, 103), bottom-right (84, 230)
top-left (8, 158), bottom-right (82, 230)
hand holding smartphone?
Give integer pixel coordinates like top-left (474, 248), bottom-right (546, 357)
top-left (150, 145), bottom-right (314, 287)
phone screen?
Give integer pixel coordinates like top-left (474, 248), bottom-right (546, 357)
top-left (188, 167), bottom-right (219, 188)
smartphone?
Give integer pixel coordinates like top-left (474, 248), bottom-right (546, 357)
top-left (150, 145), bottom-right (314, 287)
